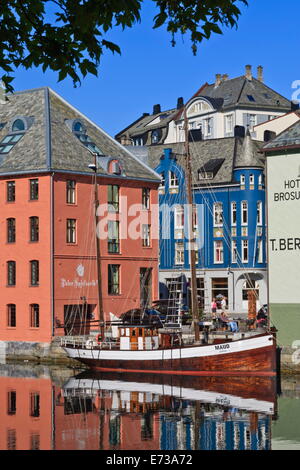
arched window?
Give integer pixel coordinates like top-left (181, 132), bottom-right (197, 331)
top-left (73, 120), bottom-right (84, 133)
top-left (12, 119), bottom-right (25, 132)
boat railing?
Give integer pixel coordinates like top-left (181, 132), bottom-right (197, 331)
top-left (60, 336), bottom-right (120, 350)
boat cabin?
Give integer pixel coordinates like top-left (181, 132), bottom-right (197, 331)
top-left (119, 326), bottom-right (159, 351)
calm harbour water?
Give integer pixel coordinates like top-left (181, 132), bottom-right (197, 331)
top-left (0, 363), bottom-right (299, 451)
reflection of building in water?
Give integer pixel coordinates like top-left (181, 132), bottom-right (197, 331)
top-left (160, 402), bottom-right (271, 450)
top-left (0, 368), bottom-right (274, 451)
top-left (60, 387), bottom-right (162, 450)
top-left (0, 373), bottom-right (53, 450)
top-left (61, 385), bottom-right (273, 451)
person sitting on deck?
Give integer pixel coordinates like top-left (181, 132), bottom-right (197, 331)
top-left (218, 311), bottom-right (238, 332)
top-left (256, 306), bottom-right (268, 328)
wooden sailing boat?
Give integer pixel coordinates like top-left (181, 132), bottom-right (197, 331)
top-left (61, 108), bottom-right (278, 376)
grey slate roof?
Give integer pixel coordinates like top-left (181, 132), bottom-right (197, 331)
top-left (197, 76), bottom-right (291, 111)
top-left (115, 107), bottom-right (179, 142)
top-left (137, 136), bottom-right (265, 185)
top-left (263, 120), bottom-right (300, 152)
top-left (116, 75), bottom-right (292, 145)
top-left (0, 87), bottom-right (160, 182)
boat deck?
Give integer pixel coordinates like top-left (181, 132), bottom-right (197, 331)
top-left (60, 327), bottom-right (267, 351)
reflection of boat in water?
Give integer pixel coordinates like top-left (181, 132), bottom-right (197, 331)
top-left (63, 370), bottom-right (277, 416)
top-left (62, 371), bottom-right (277, 450)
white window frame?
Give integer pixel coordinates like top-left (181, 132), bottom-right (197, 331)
top-left (142, 224), bottom-right (151, 247)
top-left (231, 240), bottom-right (238, 264)
top-left (169, 171), bottom-right (179, 188)
top-left (225, 114), bottom-right (233, 134)
top-left (175, 242), bottom-right (185, 265)
top-left (241, 201), bottom-right (248, 226)
top-left (249, 114), bottom-right (257, 129)
top-left (231, 202), bottom-right (237, 226)
top-left (240, 174), bottom-right (245, 186)
top-left (174, 205), bottom-right (184, 239)
top-left (257, 239), bottom-right (263, 264)
top-left (257, 201), bottom-right (263, 226)
top-left (204, 118), bottom-right (212, 136)
top-left (258, 174), bottom-right (263, 187)
top-left (213, 202), bottom-right (223, 227)
top-left (249, 174), bottom-right (254, 186)
top-left (242, 239), bottom-right (248, 263)
top-left (214, 241), bottom-right (224, 264)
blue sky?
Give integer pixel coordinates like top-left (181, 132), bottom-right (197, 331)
top-left (10, 0), bottom-right (300, 137)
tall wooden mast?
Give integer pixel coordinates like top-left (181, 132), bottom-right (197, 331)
top-left (90, 153), bottom-right (105, 339)
top-left (183, 107), bottom-right (200, 342)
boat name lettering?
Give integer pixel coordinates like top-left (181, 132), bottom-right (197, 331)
top-left (214, 344), bottom-right (230, 351)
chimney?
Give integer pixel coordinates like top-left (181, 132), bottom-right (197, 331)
top-left (153, 104), bottom-right (161, 115)
top-left (245, 65), bottom-right (252, 81)
top-left (215, 74), bottom-right (222, 87)
top-left (222, 74), bottom-right (229, 82)
top-left (257, 65), bottom-right (264, 83)
top-left (177, 97), bottom-right (184, 110)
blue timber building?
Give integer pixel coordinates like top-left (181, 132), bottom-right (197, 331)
top-left (142, 131), bottom-right (267, 314)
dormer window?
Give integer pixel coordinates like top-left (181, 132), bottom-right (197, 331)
top-left (187, 100), bottom-right (211, 116)
top-left (12, 119), bottom-right (25, 132)
top-left (198, 171), bottom-right (213, 180)
top-left (73, 121), bottom-right (84, 133)
top-left (0, 117), bottom-right (28, 154)
top-left (108, 159), bottom-right (122, 175)
top-left (197, 159), bottom-right (224, 181)
top-left (151, 129), bottom-right (162, 144)
top-left (69, 119), bottom-right (103, 155)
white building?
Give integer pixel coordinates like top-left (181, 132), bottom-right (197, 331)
top-left (116, 65), bottom-right (293, 147)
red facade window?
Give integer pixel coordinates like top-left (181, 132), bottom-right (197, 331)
top-left (29, 217), bottom-right (39, 242)
top-left (7, 304), bottom-right (16, 327)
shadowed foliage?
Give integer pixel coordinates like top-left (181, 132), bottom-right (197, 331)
top-left (0, 0), bottom-right (248, 91)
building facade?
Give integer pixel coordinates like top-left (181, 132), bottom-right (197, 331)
top-left (154, 134), bottom-right (267, 314)
top-left (0, 87), bottom-right (160, 344)
top-left (263, 120), bottom-right (300, 347)
top-left (116, 65), bottom-right (293, 147)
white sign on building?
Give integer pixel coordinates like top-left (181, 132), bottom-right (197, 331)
top-left (267, 153), bottom-right (300, 303)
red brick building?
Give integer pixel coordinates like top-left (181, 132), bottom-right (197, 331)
top-left (0, 88), bottom-right (160, 344)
